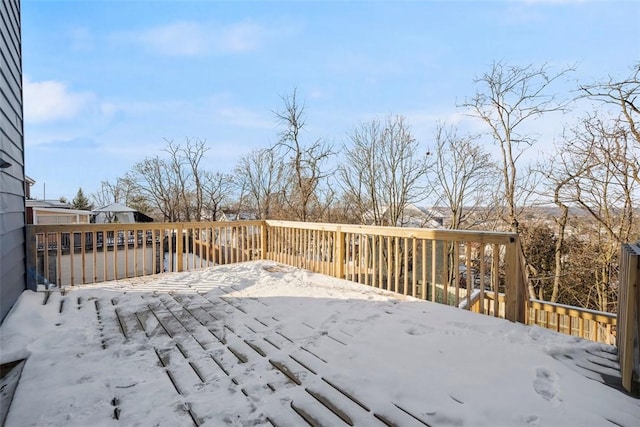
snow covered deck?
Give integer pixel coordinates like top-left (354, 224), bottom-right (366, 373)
top-left (1, 261), bottom-right (638, 426)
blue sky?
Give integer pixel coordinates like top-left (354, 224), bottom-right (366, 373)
top-left (22, 0), bottom-right (640, 201)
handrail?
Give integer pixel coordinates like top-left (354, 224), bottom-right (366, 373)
top-left (529, 299), bottom-right (617, 324)
top-left (528, 299), bottom-right (616, 345)
top-left (30, 220), bottom-right (265, 232)
top-left (265, 220), bottom-right (518, 243)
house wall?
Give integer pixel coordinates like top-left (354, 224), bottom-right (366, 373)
top-left (32, 209), bottom-right (92, 225)
top-left (0, 0), bottom-right (25, 322)
top-left (35, 211), bottom-right (91, 225)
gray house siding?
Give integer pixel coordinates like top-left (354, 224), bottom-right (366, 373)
top-left (0, 0), bottom-right (25, 322)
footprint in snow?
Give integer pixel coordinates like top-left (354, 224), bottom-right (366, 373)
top-left (406, 327), bottom-right (425, 336)
top-left (533, 367), bottom-right (559, 402)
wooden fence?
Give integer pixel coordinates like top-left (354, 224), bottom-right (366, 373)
top-left (26, 220), bottom-right (616, 345)
top-left (618, 242), bottom-right (640, 394)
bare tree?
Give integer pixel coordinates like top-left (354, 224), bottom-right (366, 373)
top-left (464, 61), bottom-right (572, 232)
top-left (339, 115), bottom-right (432, 226)
top-left (181, 138), bottom-right (210, 221)
top-left (580, 63), bottom-right (639, 150)
top-left (234, 148), bottom-right (284, 220)
top-left (92, 178), bottom-right (135, 207)
top-left (127, 138), bottom-right (212, 222)
top-left (535, 136), bottom-right (593, 303)
top-left (274, 89), bottom-right (334, 221)
top-left (201, 171), bottom-right (234, 221)
top-left (129, 156), bottom-right (182, 221)
top-left (92, 177), bottom-right (153, 214)
top-left (550, 114), bottom-right (639, 311)
top-left (164, 140), bottom-right (193, 221)
top-left (431, 123), bottom-right (496, 229)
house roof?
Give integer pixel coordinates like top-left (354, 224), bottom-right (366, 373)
top-left (219, 209), bottom-right (258, 221)
top-left (30, 207), bottom-right (93, 216)
top-left (26, 199), bottom-right (73, 209)
top-left (93, 202), bottom-right (137, 213)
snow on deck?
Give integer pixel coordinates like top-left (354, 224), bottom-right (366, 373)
top-left (1, 261), bottom-right (638, 427)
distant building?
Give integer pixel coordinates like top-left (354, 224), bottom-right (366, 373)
top-left (364, 204), bottom-right (444, 228)
top-left (93, 202), bottom-right (153, 224)
top-left (24, 176), bottom-right (94, 224)
top-left (26, 200), bottom-right (93, 225)
top-left (217, 209), bottom-right (258, 222)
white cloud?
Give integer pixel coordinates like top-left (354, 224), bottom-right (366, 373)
top-left (521, 0), bottom-right (587, 4)
top-left (23, 77), bottom-right (95, 124)
top-left (308, 89), bottom-right (326, 99)
top-left (99, 100), bottom-right (184, 117)
top-left (69, 27), bottom-right (94, 52)
top-left (501, 0), bottom-right (588, 24)
top-left (221, 21), bottom-right (264, 53)
top-left (118, 20), bottom-right (267, 57)
top-left (214, 106), bottom-right (273, 129)
top-left (136, 21), bottom-right (209, 56)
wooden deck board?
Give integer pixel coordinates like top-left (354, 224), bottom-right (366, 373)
top-left (7, 264), bottom-right (632, 427)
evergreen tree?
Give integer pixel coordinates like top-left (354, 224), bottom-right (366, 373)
top-left (72, 188), bottom-right (93, 211)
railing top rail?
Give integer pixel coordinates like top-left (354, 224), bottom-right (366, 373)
top-left (30, 219), bottom-right (519, 244)
top-left (28, 220), bottom-right (265, 233)
top-left (529, 299), bottom-right (617, 323)
top-left (29, 223), bottom-right (159, 232)
top-left (265, 220), bottom-right (518, 244)
top-left (178, 220), bottom-right (265, 228)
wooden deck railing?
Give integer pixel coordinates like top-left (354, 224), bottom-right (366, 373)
top-left (264, 220), bottom-right (526, 322)
top-left (25, 221), bottom-right (264, 287)
top-left (527, 300), bottom-right (617, 344)
top-left (26, 220), bottom-right (617, 345)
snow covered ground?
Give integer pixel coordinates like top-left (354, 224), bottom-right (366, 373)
top-left (1, 261), bottom-right (638, 426)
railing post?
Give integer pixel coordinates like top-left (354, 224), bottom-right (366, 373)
top-left (618, 242), bottom-right (640, 395)
top-left (176, 223), bottom-right (184, 272)
top-left (335, 227), bottom-right (345, 279)
top-left (25, 226), bottom-right (37, 291)
top-left (261, 221), bottom-right (268, 260)
top-left (504, 236), bottom-right (525, 323)
top-left (520, 247), bottom-right (530, 324)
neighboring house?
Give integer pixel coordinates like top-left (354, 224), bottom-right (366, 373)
top-left (402, 204), bottom-right (444, 228)
top-left (29, 207), bottom-right (93, 225)
top-left (27, 207), bottom-right (93, 225)
top-left (93, 202), bottom-right (135, 223)
top-left (93, 202), bottom-right (153, 224)
top-left (133, 211), bottom-right (154, 223)
top-left (24, 175), bottom-right (35, 199)
top-left (214, 209), bottom-right (259, 252)
top-left (0, 0), bottom-right (25, 321)
top-left (26, 199), bottom-right (93, 225)
top-left (217, 209), bottom-right (258, 222)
